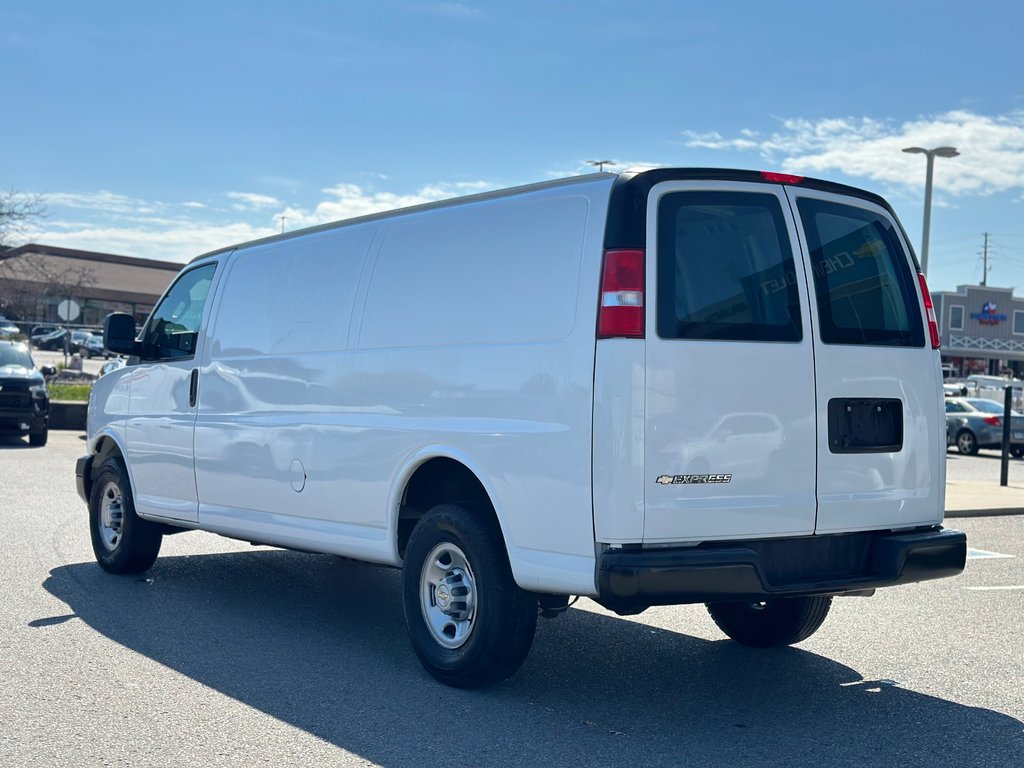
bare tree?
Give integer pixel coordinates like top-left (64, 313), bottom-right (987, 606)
top-left (0, 253), bottom-right (96, 320)
top-left (0, 191), bottom-right (96, 322)
top-left (0, 189), bottom-right (45, 248)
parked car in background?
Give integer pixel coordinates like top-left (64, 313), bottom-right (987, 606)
top-left (0, 316), bottom-right (20, 337)
top-left (83, 334), bottom-right (110, 358)
top-left (945, 397), bottom-right (1024, 456)
top-left (30, 325), bottom-right (58, 344)
top-left (35, 329), bottom-right (94, 353)
top-left (943, 382), bottom-right (969, 398)
top-left (70, 330), bottom-right (94, 352)
top-left (0, 340), bottom-right (49, 446)
top-left (34, 329), bottom-right (70, 350)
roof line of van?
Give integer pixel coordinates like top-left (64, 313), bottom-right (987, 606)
top-left (602, 168), bottom-right (900, 250)
top-left (189, 172), bottom-right (617, 263)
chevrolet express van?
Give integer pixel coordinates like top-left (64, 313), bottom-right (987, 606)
top-left (77, 169), bottom-right (966, 687)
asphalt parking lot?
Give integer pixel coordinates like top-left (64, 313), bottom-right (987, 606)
top-left (1, 432), bottom-right (1021, 767)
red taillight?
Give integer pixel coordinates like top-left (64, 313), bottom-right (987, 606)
top-left (984, 416), bottom-right (1001, 427)
top-left (598, 249), bottom-right (645, 338)
top-left (917, 272), bottom-right (941, 349)
top-left (760, 171), bottom-right (805, 184)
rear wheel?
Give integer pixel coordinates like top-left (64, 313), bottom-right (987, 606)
top-left (956, 429), bottom-right (979, 456)
top-left (706, 596), bottom-right (832, 647)
top-left (402, 503), bottom-right (537, 687)
top-left (89, 457), bottom-right (163, 573)
top-left (29, 429), bottom-right (48, 447)
top-left (1011, 447), bottom-right (1024, 458)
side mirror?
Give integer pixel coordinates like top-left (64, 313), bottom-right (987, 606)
top-left (40, 365), bottom-right (57, 377)
top-left (104, 313), bottom-right (140, 356)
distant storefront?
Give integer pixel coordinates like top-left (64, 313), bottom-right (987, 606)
top-left (932, 285), bottom-right (1024, 377)
top-left (0, 243), bottom-right (183, 328)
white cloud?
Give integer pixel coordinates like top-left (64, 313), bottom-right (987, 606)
top-left (45, 191), bottom-right (153, 215)
top-left (32, 221), bottom-right (276, 262)
top-left (279, 180), bottom-right (495, 230)
top-left (29, 178), bottom-right (497, 262)
top-left (225, 191), bottom-right (281, 210)
top-left (680, 110), bottom-right (1024, 196)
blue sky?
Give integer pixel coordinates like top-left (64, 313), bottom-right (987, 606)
top-left (3, 0), bottom-right (1023, 293)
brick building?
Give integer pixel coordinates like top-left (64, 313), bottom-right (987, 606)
top-left (932, 284), bottom-right (1024, 377)
top-left (0, 243), bottom-right (182, 328)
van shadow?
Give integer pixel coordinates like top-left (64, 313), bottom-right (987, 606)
top-left (43, 551), bottom-right (1022, 767)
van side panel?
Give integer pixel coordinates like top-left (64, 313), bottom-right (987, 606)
top-left (355, 184), bottom-right (611, 591)
top-left (194, 225), bottom-right (381, 552)
top-left (196, 179), bottom-right (613, 594)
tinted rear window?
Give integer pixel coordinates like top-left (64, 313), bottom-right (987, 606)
top-left (656, 191), bottom-right (802, 342)
top-left (797, 198), bottom-right (924, 348)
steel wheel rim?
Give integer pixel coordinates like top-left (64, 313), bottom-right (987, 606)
top-left (420, 542), bottom-right (477, 649)
top-left (97, 480), bottom-right (125, 552)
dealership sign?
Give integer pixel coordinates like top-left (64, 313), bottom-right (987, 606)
top-left (971, 302), bottom-right (1007, 325)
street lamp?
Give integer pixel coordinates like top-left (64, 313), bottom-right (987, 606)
top-left (902, 146), bottom-right (959, 275)
top-left (587, 160), bottom-right (614, 173)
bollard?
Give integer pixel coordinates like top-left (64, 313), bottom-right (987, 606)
top-left (1001, 385), bottom-right (1012, 486)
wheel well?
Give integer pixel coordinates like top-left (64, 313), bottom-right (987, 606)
top-left (398, 458), bottom-right (495, 558)
top-left (93, 436), bottom-right (123, 468)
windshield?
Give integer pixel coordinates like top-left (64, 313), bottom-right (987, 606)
top-left (0, 345), bottom-right (33, 368)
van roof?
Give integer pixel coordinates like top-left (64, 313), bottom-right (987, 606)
top-left (190, 171), bottom-right (616, 263)
top-left (190, 167), bottom-right (902, 265)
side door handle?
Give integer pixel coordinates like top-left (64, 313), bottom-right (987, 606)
top-left (189, 368), bottom-right (199, 408)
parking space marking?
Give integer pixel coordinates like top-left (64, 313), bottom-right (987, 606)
top-left (966, 548), bottom-right (1015, 560)
top-left (964, 585), bottom-right (1024, 591)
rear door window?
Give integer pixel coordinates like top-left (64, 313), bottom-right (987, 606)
top-left (656, 191), bottom-right (802, 342)
top-left (796, 198), bottom-right (924, 348)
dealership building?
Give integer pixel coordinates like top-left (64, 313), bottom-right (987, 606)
top-left (0, 243), bottom-right (182, 329)
top-left (932, 284), bottom-right (1024, 377)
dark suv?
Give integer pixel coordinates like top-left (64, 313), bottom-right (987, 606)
top-left (0, 341), bottom-right (50, 446)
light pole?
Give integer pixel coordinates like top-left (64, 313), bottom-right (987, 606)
top-left (902, 146), bottom-right (959, 275)
top-left (587, 160), bottom-right (614, 173)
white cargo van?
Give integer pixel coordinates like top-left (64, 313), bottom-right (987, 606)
top-left (77, 168), bottom-right (966, 687)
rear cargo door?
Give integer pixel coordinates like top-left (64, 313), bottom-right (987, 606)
top-left (643, 182), bottom-right (818, 542)
top-left (785, 187), bottom-right (944, 533)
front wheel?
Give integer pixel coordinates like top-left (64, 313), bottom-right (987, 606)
top-left (706, 596), bottom-right (832, 647)
top-left (29, 429), bottom-right (48, 447)
top-left (1011, 446), bottom-right (1024, 458)
top-left (402, 503), bottom-right (537, 688)
top-left (88, 457), bottom-right (163, 573)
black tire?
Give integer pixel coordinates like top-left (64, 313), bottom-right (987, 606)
top-left (28, 429), bottom-right (48, 447)
top-left (402, 503), bottom-right (537, 688)
top-left (956, 429), bottom-right (979, 456)
top-left (706, 596), bottom-right (832, 647)
top-left (88, 457), bottom-right (163, 574)
top-left (1011, 447), bottom-right (1024, 458)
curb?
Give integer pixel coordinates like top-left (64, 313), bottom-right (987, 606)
top-left (49, 401), bottom-right (87, 431)
top-left (945, 508), bottom-right (1023, 518)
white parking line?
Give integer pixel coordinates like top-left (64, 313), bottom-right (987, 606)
top-left (967, 548), bottom-right (1015, 559)
top-left (964, 585), bottom-right (1024, 591)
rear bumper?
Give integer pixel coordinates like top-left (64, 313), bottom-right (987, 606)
top-left (597, 527), bottom-right (966, 613)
